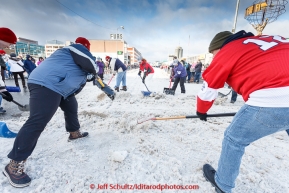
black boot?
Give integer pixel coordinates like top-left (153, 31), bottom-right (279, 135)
top-left (122, 86), bottom-right (127, 91)
top-left (3, 160), bottom-right (31, 188)
top-left (22, 82), bottom-right (27, 89)
top-left (203, 164), bottom-right (225, 193)
top-left (0, 107), bottom-right (6, 113)
top-left (115, 87), bottom-right (119, 92)
top-left (68, 130), bottom-right (89, 141)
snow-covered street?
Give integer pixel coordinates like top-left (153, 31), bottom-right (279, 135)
top-left (1, 68), bottom-right (289, 193)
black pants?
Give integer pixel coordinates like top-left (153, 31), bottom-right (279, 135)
top-left (12, 71), bottom-right (26, 87)
top-left (8, 83), bottom-right (80, 161)
top-left (171, 77), bottom-right (186, 93)
top-left (98, 73), bottom-right (103, 80)
top-left (1, 66), bottom-right (5, 82)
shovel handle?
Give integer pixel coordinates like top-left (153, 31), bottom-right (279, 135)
top-left (107, 74), bottom-right (114, 85)
top-left (186, 113), bottom-right (236, 118)
top-left (0, 92), bottom-right (25, 108)
top-left (139, 75), bottom-right (150, 92)
top-left (12, 100), bottom-right (25, 108)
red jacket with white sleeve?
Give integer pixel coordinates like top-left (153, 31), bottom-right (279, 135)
top-left (139, 60), bottom-right (154, 76)
top-left (197, 34), bottom-right (289, 113)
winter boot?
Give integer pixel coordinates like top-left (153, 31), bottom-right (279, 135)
top-left (203, 164), bottom-right (225, 193)
top-left (122, 86), bottom-right (127, 91)
top-left (22, 82), bottom-right (27, 89)
top-left (0, 107), bottom-right (6, 113)
top-left (3, 160), bottom-right (31, 188)
top-left (68, 130), bottom-right (89, 141)
top-left (115, 87), bottom-right (119, 92)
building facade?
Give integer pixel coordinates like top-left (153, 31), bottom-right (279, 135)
top-left (45, 40), bottom-right (72, 58)
top-left (174, 46), bottom-right (183, 59)
top-left (89, 39), bottom-right (130, 64)
top-left (186, 53), bottom-right (213, 66)
top-left (127, 46), bottom-right (141, 66)
top-left (15, 37), bottom-right (45, 58)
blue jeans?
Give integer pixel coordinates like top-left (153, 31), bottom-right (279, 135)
top-left (115, 71), bottom-right (126, 88)
top-left (194, 72), bottom-right (201, 83)
top-left (215, 105), bottom-right (289, 192)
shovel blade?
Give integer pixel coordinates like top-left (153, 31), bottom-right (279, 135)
top-left (0, 122), bottom-right (17, 138)
top-left (18, 104), bottom-right (30, 111)
top-left (218, 92), bottom-right (226, 97)
top-left (163, 88), bottom-right (175, 95)
top-left (141, 91), bottom-right (152, 96)
top-left (6, 86), bottom-right (21, 92)
top-left (218, 89), bottom-right (232, 98)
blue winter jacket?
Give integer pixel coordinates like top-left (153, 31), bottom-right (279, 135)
top-left (173, 62), bottom-right (187, 78)
top-left (109, 58), bottom-right (127, 73)
top-left (28, 44), bottom-right (98, 99)
top-left (24, 55), bottom-right (36, 73)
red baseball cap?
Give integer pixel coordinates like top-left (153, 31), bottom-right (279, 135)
top-left (0, 50), bottom-right (6, 55)
top-left (105, 56), bottom-right (110, 61)
top-left (0, 28), bottom-right (17, 44)
top-left (75, 37), bottom-right (90, 51)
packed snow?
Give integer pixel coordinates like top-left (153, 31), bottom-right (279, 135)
top-left (1, 68), bottom-right (289, 193)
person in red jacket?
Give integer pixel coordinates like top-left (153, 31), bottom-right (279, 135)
top-left (137, 56), bottom-right (154, 83)
top-left (198, 30), bottom-right (289, 193)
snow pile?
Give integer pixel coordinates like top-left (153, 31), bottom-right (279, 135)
top-left (110, 151), bottom-right (128, 162)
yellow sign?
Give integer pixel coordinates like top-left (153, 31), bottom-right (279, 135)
top-left (245, 2), bottom-right (268, 17)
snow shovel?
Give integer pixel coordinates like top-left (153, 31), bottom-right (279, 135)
top-left (0, 92), bottom-right (30, 111)
top-left (6, 86), bottom-right (21, 92)
top-left (139, 75), bottom-right (152, 96)
top-left (0, 122), bottom-right (17, 138)
top-left (137, 112), bottom-right (236, 124)
top-left (218, 89), bottom-right (232, 98)
top-left (163, 78), bottom-right (175, 95)
top-left (107, 74), bottom-right (115, 85)
top-left (94, 76), bottom-right (116, 100)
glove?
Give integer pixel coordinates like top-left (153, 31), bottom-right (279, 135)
top-left (196, 111), bottom-right (207, 121)
top-left (138, 71), bottom-right (141, 76)
top-left (1, 91), bottom-right (13, 102)
top-left (86, 74), bottom-right (95, 82)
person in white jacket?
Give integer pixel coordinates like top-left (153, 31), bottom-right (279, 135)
top-left (7, 53), bottom-right (26, 88)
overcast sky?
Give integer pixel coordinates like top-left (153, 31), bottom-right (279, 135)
top-left (1, 0), bottom-right (289, 61)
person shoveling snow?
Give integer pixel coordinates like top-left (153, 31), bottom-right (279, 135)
top-left (3, 35), bottom-right (115, 188)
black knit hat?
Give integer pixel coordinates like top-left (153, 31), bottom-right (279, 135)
top-left (208, 31), bottom-right (233, 53)
top-left (10, 53), bottom-right (16, 57)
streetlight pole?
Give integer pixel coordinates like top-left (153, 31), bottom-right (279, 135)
top-left (232, 0), bottom-right (240, 33)
top-left (116, 26), bottom-right (124, 58)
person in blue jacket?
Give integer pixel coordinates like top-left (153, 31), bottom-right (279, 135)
top-left (105, 55), bottom-right (127, 92)
top-left (171, 58), bottom-right (187, 94)
top-left (23, 54), bottom-right (36, 76)
top-left (3, 37), bottom-right (99, 188)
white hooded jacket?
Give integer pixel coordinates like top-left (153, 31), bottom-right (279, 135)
top-left (8, 57), bottom-right (25, 72)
